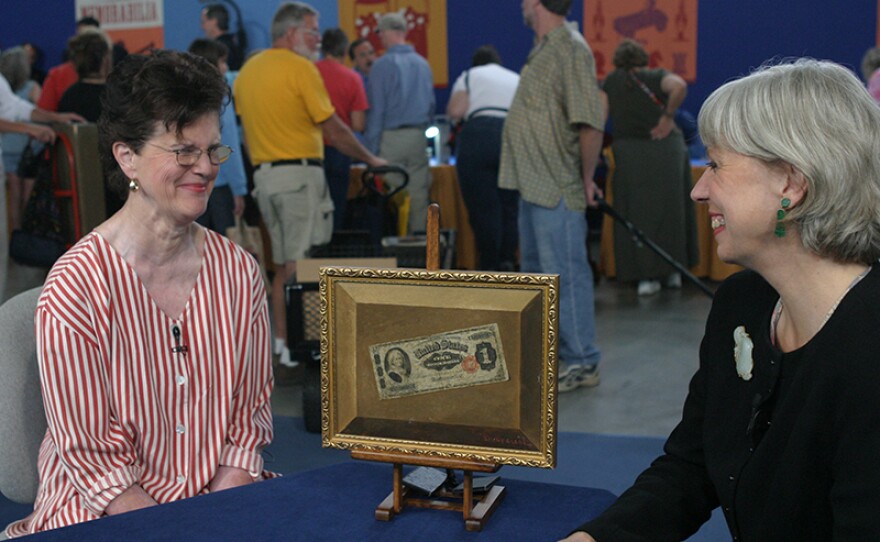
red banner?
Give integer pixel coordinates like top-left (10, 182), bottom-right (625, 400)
top-left (338, 0), bottom-right (448, 87)
top-left (583, 0), bottom-right (698, 82)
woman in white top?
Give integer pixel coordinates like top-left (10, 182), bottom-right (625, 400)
top-left (447, 45), bottom-right (520, 271)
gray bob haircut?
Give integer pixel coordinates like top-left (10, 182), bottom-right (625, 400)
top-left (271, 2), bottom-right (318, 42)
top-left (699, 58), bottom-right (880, 265)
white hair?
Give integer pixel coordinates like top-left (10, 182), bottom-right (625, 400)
top-left (699, 58), bottom-right (880, 264)
top-left (271, 2), bottom-right (318, 42)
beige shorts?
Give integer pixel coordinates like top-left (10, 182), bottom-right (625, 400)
top-left (253, 163), bottom-right (334, 264)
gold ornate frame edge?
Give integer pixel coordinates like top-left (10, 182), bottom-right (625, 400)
top-left (318, 266), bottom-right (559, 469)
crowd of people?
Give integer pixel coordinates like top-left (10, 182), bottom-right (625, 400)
top-left (2, 0), bottom-right (880, 539)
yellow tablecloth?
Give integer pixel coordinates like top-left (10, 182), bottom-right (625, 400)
top-left (599, 163), bottom-right (742, 282)
top-left (349, 164), bottom-right (478, 270)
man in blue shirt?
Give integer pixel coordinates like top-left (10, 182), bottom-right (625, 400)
top-left (365, 12), bottom-right (434, 234)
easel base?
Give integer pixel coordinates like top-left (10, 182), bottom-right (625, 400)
top-left (375, 482), bottom-right (507, 532)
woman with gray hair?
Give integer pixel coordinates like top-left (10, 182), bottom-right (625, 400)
top-left (562, 58), bottom-right (880, 541)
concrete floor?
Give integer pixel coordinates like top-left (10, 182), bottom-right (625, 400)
top-left (4, 258), bottom-right (716, 438)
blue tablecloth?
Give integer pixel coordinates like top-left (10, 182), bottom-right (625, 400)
top-left (24, 462), bottom-right (616, 541)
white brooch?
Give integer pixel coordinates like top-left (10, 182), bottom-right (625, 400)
top-left (733, 326), bottom-right (754, 381)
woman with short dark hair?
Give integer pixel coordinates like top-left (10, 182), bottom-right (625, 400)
top-left (4, 51), bottom-right (274, 537)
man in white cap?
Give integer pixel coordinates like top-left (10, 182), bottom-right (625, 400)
top-left (364, 12), bottom-right (434, 234)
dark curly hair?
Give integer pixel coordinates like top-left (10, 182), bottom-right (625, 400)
top-left (98, 50), bottom-right (229, 199)
top-left (68, 31), bottom-right (110, 78)
top-left (613, 39), bottom-right (649, 71)
top-left (321, 28), bottom-right (349, 58)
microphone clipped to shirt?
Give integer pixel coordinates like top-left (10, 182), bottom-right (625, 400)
top-left (172, 324), bottom-right (188, 355)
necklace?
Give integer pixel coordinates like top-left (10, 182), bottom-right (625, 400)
top-left (770, 266), bottom-right (872, 346)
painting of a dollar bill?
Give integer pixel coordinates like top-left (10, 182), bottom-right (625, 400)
top-left (370, 324), bottom-right (509, 399)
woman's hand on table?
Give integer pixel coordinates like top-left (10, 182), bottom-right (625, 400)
top-left (209, 465), bottom-right (255, 492)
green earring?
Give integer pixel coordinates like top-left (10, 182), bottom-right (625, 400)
top-left (775, 197), bottom-right (791, 238)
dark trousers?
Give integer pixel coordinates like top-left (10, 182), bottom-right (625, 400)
top-left (197, 185), bottom-right (235, 234)
top-left (455, 116), bottom-right (519, 270)
top-left (324, 145), bottom-right (352, 231)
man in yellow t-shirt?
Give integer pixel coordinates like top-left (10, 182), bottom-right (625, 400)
top-left (234, 1), bottom-right (384, 367)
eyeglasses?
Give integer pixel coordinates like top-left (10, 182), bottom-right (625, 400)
top-left (147, 143), bottom-right (234, 166)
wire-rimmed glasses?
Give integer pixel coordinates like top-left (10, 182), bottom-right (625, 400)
top-left (147, 143), bottom-right (233, 166)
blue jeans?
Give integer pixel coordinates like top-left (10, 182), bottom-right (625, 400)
top-left (519, 198), bottom-right (600, 370)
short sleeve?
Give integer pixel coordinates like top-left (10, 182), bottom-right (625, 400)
top-left (300, 63), bottom-right (335, 125)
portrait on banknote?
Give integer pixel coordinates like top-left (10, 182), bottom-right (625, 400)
top-left (320, 266), bottom-right (560, 468)
top-left (370, 324), bottom-right (509, 399)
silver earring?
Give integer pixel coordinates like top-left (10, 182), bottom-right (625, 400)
top-left (129, 178), bottom-right (139, 192)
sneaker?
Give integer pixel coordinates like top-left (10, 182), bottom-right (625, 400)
top-left (637, 280), bottom-right (661, 296)
top-left (278, 346), bottom-right (300, 368)
top-left (558, 365), bottom-right (600, 392)
top-left (666, 272), bottom-right (682, 289)
top-left (273, 337), bottom-right (286, 356)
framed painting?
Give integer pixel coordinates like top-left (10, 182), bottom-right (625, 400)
top-left (321, 266), bottom-right (559, 468)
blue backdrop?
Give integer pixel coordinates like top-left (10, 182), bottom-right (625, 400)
top-left (1, 0), bottom-right (876, 115)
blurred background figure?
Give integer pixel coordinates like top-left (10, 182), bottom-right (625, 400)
top-left (21, 42), bottom-right (46, 85)
top-left (57, 30), bottom-right (124, 217)
top-left (447, 44), bottom-right (520, 271)
top-left (37, 17), bottom-right (101, 112)
top-left (674, 109), bottom-right (706, 161)
top-left (0, 46), bottom-right (41, 231)
top-left (316, 28), bottom-right (369, 230)
top-left (0, 58), bottom-right (83, 302)
top-left (189, 38), bottom-right (248, 235)
top-left (348, 37), bottom-right (375, 86)
top-left (861, 46), bottom-right (880, 103)
top-left (201, 3), bottom-right (245, 71)
top-left (57, 31), bottom-right (111, 123)
top-left (365, 12), bottom-right (434, 234)
top-left (602, 39), bottom-right (697, 296)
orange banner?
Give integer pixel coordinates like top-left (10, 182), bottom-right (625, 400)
top-left (583, 0), bottom-right (697, 82)
top-left (338, 0), bottom-right (448, 87)
top-left (75, 0), bottom-right (164, 54)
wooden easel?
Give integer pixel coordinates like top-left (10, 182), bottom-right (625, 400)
top-left (353, 449), bottom-right (506, 531)
top-left (354, 204), bottom-right (507, 531)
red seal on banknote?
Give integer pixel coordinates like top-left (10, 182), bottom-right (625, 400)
top-left (461, 355), bottom-right (478, 374)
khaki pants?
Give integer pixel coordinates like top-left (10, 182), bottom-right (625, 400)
top-left (379, 128), bottom-right (431, 234)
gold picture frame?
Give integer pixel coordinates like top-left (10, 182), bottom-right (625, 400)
top-left (320, 266), bottom-right (559, 468)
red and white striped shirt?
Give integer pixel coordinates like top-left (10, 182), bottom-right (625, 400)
top-left (6, 229), bottom-right (274, 536)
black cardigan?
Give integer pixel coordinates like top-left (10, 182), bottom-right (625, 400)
top-left (577, 268), bottom-right (880, 541)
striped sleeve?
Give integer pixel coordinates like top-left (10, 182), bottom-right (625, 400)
top-left (218, 242), bottom-right (274, 476)
top-left (36, 307), bottom-right (143, 517)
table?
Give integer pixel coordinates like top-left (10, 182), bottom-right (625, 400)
top-left (349, 165), bottom-right (478, 270)
top-left (26, 462), bottom-right (617, 541)
top-left (599, 162), bottom-right (743, 282)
